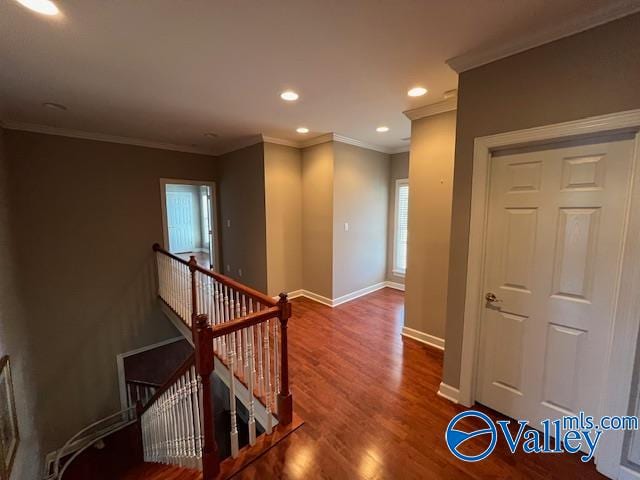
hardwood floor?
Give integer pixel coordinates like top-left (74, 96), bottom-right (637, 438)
top-left (122, 463), bottom-right (202, 480)
top-left (233, 288), bottom-right (605, 479)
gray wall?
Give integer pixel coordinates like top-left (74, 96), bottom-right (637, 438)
top-left (386, 151), bottom-right (409, 284)
top-left (405, 111), bottom-right (456, 340)
top-left (264, 143), bottom-right (303, 297)
top-left (218, 143), bottom-right (268, 292)
top-left (301, 142), bottom-right (334, 299)
top-left (444, 12), bottom-right (640, 388)
top-left (5, 130), bottom-right (217, 456)
top-left (0, 128), bottom-right (42, 480)
top-left (332, 142), bottom-right (389, 298)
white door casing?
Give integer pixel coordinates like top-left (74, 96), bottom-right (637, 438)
top-left (166, 191), bottom-right (195, 253)
top-left (476, 136), bottom-right (634, 431)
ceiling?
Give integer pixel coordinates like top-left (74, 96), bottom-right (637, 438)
top-left (0, 0), bottom-right (636, 155)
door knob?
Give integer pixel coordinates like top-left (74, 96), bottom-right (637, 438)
top-left (485, 292), bottom-right (502, 303)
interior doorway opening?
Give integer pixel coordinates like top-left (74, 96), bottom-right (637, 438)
top-left (160, 178), bottom-right (219, 271)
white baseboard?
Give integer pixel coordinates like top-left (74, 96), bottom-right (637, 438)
top-left (282, 282), bottom-right (404, 308)
top-left (299, 290), bottom-right (334, 307)
top-left (384, 281), bottom-right (405, 291)
top-left (286, 289), bottom-right (305, 300)
top-left (437, 382), bottom-right (460, 404)
top-left (401, 326), bottom-right (445, 350)
top-left (332, 282), bottom-right (387, 306)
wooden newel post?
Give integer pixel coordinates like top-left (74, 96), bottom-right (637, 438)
top-left (188, 256), bottom-right (198, 340)
top-left (276, 293), bottom-right (293, 425)
top-left (195, 314), bottom-right (220, 478)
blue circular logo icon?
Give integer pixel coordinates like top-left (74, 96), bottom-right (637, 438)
top-left (445, 410), bottom-right (497, 462)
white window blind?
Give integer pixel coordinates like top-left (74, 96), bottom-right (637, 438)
top-left (394, 180), bottom-right (409, 274)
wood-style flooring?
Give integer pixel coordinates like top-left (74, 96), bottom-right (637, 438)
top-left (233, 288), bottom-right (605, 479)
top-left (122, 463), bottom-right (202, 480)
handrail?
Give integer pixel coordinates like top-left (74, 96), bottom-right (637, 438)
top-left (140, 352), bottom-right (195, 415)
top-left (152, 243), bottom-right (277, 307)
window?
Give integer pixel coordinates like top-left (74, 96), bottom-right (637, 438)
top-left (393, 179), bottom-right (409, 275)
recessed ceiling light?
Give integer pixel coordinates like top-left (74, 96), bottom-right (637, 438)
top-left (280, 90), bottom-right (299, 102)
top-left (42, 102), bottom-right (67, 111)
top-left (204, 132), bottom-right (218, 138)
top-left (15, 0), bottom-right (59, 15)
top-left (408, 86), bottom-right (428, 97)
top-left (296, 127), bottom-right (309, 134)
top-left (376, 126), bottom-right (389, 133)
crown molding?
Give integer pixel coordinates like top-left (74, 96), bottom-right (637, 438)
top-left (403, 97), bottom-right (457, 121)
top-left (260, 135), bottom-right (299, 148)
top-left (299, 133), bottom-right (334, 148)
top-left (261, 132), bottom-right (397, 154)
top-left (332, 133), bottom-right (395, 154)
top-left (0, 121), bottom-right (405, 157)
top-left (446, 1), bottom-right (640, 73)
top-left (0, 120), bottom-right (215, 156)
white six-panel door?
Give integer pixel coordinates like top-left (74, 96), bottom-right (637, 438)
top-left (166, 191), bottom-right (195, 253)
top-left (476, 135), bottom-right (635, 432)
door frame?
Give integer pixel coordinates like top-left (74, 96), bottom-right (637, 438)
top-left (458, 109), bottom-right (640, 476)
top-left (159, 178), bottom-right (220, 272)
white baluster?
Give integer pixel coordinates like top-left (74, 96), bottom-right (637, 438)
top-left (242, 297), bottom-right (250, 378)
top-left (183, 373), bottom-right (195, 469)
top-left (247, 325), bottom-right (256, 445)
top-left (185, 265), bottom-right (191, 326)
top-left (263, 321), bottom-right (273, 434)
top-left (256, 305), bottom-right (265, 396)
top-left (212, 281), bottom-right (219, 354)
top-left (273, 317), bottom-right (280, 414)
top-left (192, 367), bottom-right (203, 469)
top-left (172, 260), bottom-right (178, 315)
top-left (180, 376), bottom-right (188, 467)
top-left (176, 261), bottom-right (181, 319)
top-left (156, 253), bottom-right (162, 300)
top-left (228, 332), bottom-right (239, 457)
top-left (215, 281), bottom-right (222, 354)
top-left (169, 385), bottom-right (177, 463)
top-left (235, 292), bottom-right (242, 377)
top-left (176, 381), bottom-right (185, 466)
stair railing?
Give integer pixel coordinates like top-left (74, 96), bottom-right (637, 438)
top-left (151, 244), bottom-right (293, 477)
top-left (139, 315), bottom-right (218, 476)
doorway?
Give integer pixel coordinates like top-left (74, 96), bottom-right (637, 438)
top-left (160, 179), bottom-right (219, 270)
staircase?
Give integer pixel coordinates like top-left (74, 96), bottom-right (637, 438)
top-left (49, 244), bottom-right (299, 479)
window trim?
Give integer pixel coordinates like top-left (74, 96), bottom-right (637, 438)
top-left (392, 178), bottom-right (409, 277)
